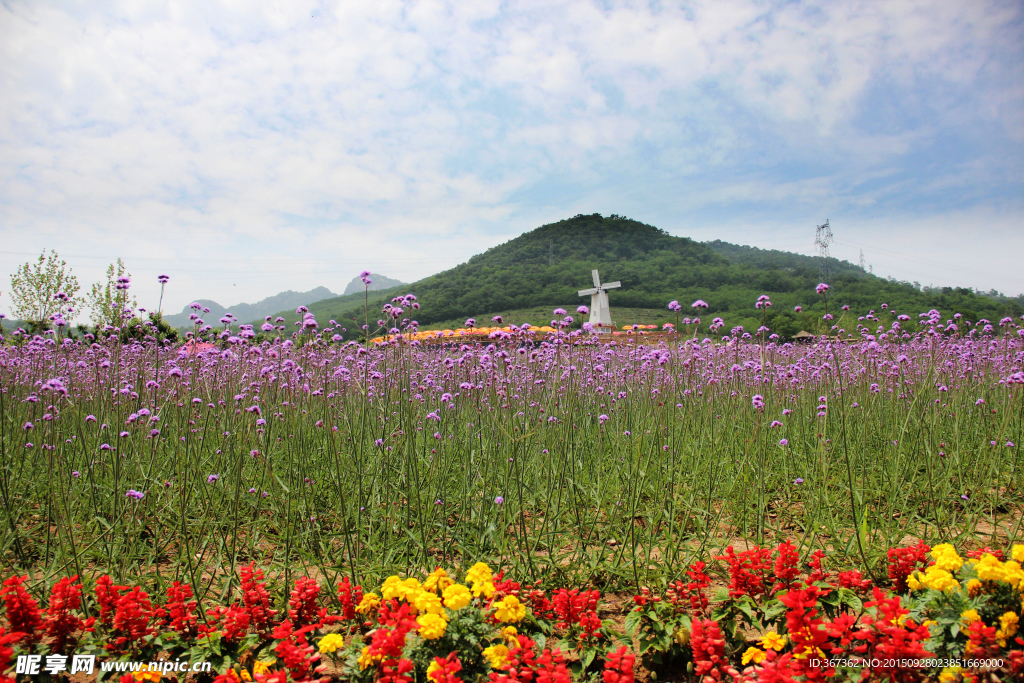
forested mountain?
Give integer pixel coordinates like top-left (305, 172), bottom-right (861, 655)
top-left (258, 214), bottom-right (1023, 340)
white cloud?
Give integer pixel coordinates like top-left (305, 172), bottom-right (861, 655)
top-left (1, 0), bottom-right (1021, 319)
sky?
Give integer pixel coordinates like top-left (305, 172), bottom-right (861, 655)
top-left (1, 0), bottom-right (1022, 321)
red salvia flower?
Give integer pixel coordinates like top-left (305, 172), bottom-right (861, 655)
top-left (778, 585), bottom-right (832, 682)
top-left (965, 547), bottom-right (1004, 561)
top-left (377, 601), bottom-right (418, 631)
top-left (428, 652), bottom-right (463, 683)
top-left (534, 646), bottom-right (571, 683)
top-left (365, 606), bottom-right (418, 665)
top-left (493, 571), bottom-right (522, 600)
top-left (690, 618), bottom-right (739, 682)
top-left (221, 605), bottom-right (250, 642)
top-left (773, 540), bottom-right (801, 593)
top-left (336, 577), bottom-right (363, 622)
top-left (737, 648), bottom-right (797, 683)
top-left (684, 561), bottom-right (712, 616)
top-left (805, 550), bottom-right (828, 585)
top-left (847, 587), bottom-right (932, 681)
top-left (551, 589), bottom-right (599, 630)
top-left (381, 657), bottom-right (416, 683)
top-left (1008, 635), bottom-right (1024, 678)
top-left (44, 575), bottom-right (87, 652)
top-left (270, 619), bottom-right (324, 681)
top-left (965, 620), bottom-right (1001, 660)
top-left (489, 635), bottom-right (538, 683)
top-left (241, 562), bottom-right (277, 636)
top-left (527, 588), bottom-right (554, 621)
top-left (0, 625), bottom-right (26, 682)
top-left (112, 586), bottom-right (154, 646)
top-left (579, 610), bottom-right (602, 641)
top-left (288, 576), bottom-right (324, 627)
top-left (198, 605), bottom-right (227, 639)
top-left (602, 646), bottom-right (635, 683)
top-left (715, 545), bottom-right (773, 598)
top-left (836, 570), bottom-right (872, 592)
top-left (95, 575), bottom-right (127, 627)
top-left (886, 541), bottom-right (930, 593)
top-left (165, 581), bottom-right (199, 638)
top-left (0, 575), bottom-right (42, 644)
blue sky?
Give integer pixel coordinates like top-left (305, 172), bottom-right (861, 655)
top-left (1, 0), bottom-right (1022, 318)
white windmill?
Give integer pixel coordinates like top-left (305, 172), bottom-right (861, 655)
top-left (578, 269), bottom-right (620, 331)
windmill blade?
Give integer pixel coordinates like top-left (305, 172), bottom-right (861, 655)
top-left (578, 288), bottom-right (599, 296)
top-left (603, 281), bottom-right (622, 289)
top-left (592, 270), bottom-right (601, 287)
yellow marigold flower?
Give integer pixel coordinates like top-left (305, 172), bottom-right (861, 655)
top-left (972, 554), bottom-right (1008, 583)
top-left (922, 620), bottom-right (937, 629)
top-left (483, 644), bottom-right (510, 669)
top-left (997, 611), bottom-right (1019, 646)
top-left (381, 576), bottom-right (404, 600)
top-left (907, 572), bottom-right (923, 591)
top-left (938, 667), bottom-right (962, 683)
top-left (759, 632), bottom-right (787, 651)
top-left (471, 580), bottom-right (496, 599)
top-left (318, 633), bottom-right (346, 654)
top-left (413, 589), bottom-right (445, 615)
top-left (465, 562), bottom-right (493, 586)
top-left (359, 646), bottom-right (382, 671)
top-left (1005, 561), bottom-right (1024, 589)
top-left (417, 612), bottom-right (448, 640)
top-left (501, 626), bottom-right (519, 646)
top-left (424, 567), bottom-right (454, 592)
top-left (493, 595), bottom-right (527, 623)
top-left (920, 567), bottom-right (959, 593)
top-left (742, 647), bottom-right (766, 665)
top-left (960, 609), bottom-right (981, 625)
top-left (253, 661), bottom-right (272, 676)
top-left (443, 583), bottom-right (472, 610)
top-left (931, 543), bottom-right (964, 572)
top-left (133, 669), bottom-right (161, 682)
top-left (1012, 545), bottom-right (1024, 563)
top-left (355, 592), bottom-right (380, 614)
top-left (966, 579), bottom-right (983, 597)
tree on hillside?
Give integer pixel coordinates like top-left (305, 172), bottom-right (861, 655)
top-left (8, 249), bottom-right (81, 331)
top-left (86, 259), bottom-right (138, 327)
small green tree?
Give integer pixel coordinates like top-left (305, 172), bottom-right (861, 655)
top-left (86, 258), bottom-right (138, 327)
top-left (8, 249), bottom-right (81, 330)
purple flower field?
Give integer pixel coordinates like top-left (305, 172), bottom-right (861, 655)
top-left (0, 297), bottom-right (1022, 593)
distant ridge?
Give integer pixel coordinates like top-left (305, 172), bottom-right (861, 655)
top-left (250, 213), bottom-right (1022, 340)
top-left (164, 286), bottom-right (337, 328)
top-left (343, 273), bottom-right (406, 296)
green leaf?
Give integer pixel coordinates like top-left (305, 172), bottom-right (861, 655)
top-left (734, 597), bottom-right (758, 625)
top-left (624, 609), bottom-right (642, 638)
top-left (837, 587), bottom-right (862, 612)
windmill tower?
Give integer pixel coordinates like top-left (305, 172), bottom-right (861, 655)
top-left (814, 219), bottom-right (833, 283)
top-left (578, 270), bottom-right (621, 332)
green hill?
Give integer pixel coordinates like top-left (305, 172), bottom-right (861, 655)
top-left (258, 214), bottom-right (1023, 340)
